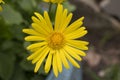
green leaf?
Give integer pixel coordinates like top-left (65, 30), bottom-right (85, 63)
top-left (31, 75), bottom-right (45, 80)
top-left (0, 18), bottom-right (12, 39)
top-left (12, 65), bottom-right (28, 80)
top-left (105, 64), bottom-right (120, 80)
top-left (10, 25), bottom-right (24, 41)
top-left (85, 68), bottom-right (101, 80)
top-left (20, 57), bottom-right (34, 71)
top-left (0, 53), bottom-right (15, 80)
top-left (17, 0), bottom-right (36, 12)
top-left (0, 4), bottom-right (23, 25)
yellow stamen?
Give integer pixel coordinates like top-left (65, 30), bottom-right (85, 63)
top-left (48, 32), bottom-right (65, 49)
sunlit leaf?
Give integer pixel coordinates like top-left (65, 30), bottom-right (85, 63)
top-left (0, 4), bottom-right (23, 25)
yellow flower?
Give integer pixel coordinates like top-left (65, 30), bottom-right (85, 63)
top-left (0, 0), bottom-right (4, 3)
top-left (0, 0), bottom-right (5, 11)
top-left (23, 4), bottom-right (89, 77)
top-left (43, 0), bottom-right (64, 3)
top-left (0, 6), bottom-right (2, 11)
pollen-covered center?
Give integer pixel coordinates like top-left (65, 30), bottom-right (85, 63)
top-left (48, 32), bottom-right (65, 49)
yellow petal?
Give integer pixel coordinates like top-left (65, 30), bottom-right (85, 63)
top-left (32, 47), bottom-right (50, 64)
top-left (22, 29), bottom-right (42, 36)
top-left (34, 12), bottom-right (44, 21)
top-left (44, 11), bottom-right (53, 31)
top-left (0, 0), bottom-right (5, 4)
top-left (25, 36), bottom-right (45, 41)
top-left (31, 16), bottom-right (40, 24)
top-left (32, 15), bottom-right (49, 34)
top-left (43, 0), bottom-right (49, 2)
top-left (45, 51), bottom-right (53, 73)
top-left (34, 47), bottom-right (50, 73)
top-left (29, 47), bottom-right (40, 52)
top-left (55, 4), bottom-right (63, 31)
top-left (59, 0), bottom-right (64, 3)
top-left (67, 40), bottom-right (89, 46)
top-left (60, 13), bottom-right (73, 32)
top-left (64, 45), bottom-right (86, 56)
top-left (32, 23), bottom-right (48, 36)
top-left (0, 6), bottom-right (2, 11)
top-left (59, 9), bottom-right (68, 31)
top-left (53, 53), bottom-right (58, 77)
top-left (27, 42), bottom-right (47, 50)
top-left (63, 49), bottom-right (80, 68)
top-left (64, 17), bottom-right (84, 34)
top-left (66, 27), bottom-right (87, 39)
top-left (51, 0), bottom-right (55, 3)
top-left (64, 45), bottom-right (82, 61)
top-left (34, 12), bottom-right (51, 33)
top-left (27, 46), bottom-right (46, 60)
top-left (59, 49), bottom-right (70, 69)
top-left (67, 40), bottom-right (88, 50)
top-left (43, 0), bottom-right (64, 3)
top-left (56, 50), bottom-right (62, 73)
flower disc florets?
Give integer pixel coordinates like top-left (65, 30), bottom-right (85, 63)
top-left (48, 32), bottom-right (65, 49)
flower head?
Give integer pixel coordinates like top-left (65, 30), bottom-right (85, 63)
top-left (43, 0), bottom-right (64, 3)
top-left (0, 0), bottom-right (5, 11)
top-left (23, 4), bottom-right (89, 77)
top-left (0, 0), bottom-right (4, 3)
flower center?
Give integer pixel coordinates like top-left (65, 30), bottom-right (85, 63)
top-left (48, 32), bottom-right (65, 49)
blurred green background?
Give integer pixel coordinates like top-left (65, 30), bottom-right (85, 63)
top-left (0, 0), bottom-right (120, 80)
top-left (0, 0), bottom-right (46, 80)
top-left (0, 0), bottom-right (75, 80)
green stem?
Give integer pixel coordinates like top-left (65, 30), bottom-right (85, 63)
top-left (48, 2), bottom-right (52, 15)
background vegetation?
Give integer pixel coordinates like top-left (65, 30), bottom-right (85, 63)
top-left (0, 0), bottom-right (120, 80)
top-left (0, 0), bottom-right (75, 80)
